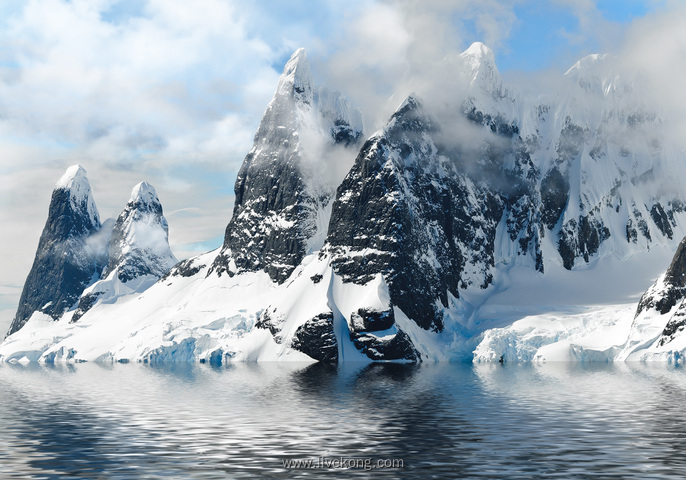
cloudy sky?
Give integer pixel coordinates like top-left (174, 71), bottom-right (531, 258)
top-left (0, 0), bottom-right (683, 332)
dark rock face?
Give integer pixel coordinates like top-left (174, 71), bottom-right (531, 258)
top-left (70, 291), bottom-right (103, 323)
top-left (658, 303), bottom-right (686, 347)
top-left (290, 312), bottom-right (338, 363)
top-left (350, 329), bottom-right (419, 362)
top-left (326, 97), bottom-right (505, 332)
top-left (8, 168), bottom-right (104, 336)
top-left (556, 117), bottom-right (586, 162)
top-left (558, 212), bottom-right (611, 270)
top-left (351, 308), bottom-right (395, 332)
top-left (164, 257), bottom-right (206, 279)
top-left (540, 168), bottom-right (569, 230)
top-left (347, 307), bottom-right (419, 362)
top-left (213, 147), bottom-right (315, 283)
top-left (650, 203), bottom-right (673, 240)
top-left (636, 237), bottom-right (686, 317)
top-left (210, 49), bottom-right (362, 284)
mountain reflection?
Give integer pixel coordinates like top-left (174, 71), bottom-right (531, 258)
top-left (2, 362), bottom-right (686, 479)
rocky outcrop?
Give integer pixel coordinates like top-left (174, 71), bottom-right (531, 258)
top-left (71, 182), bottom-right (177, 322)
top-left (104, 181), bottom-right (177, 282)
top-left (7, 166), bottom-right (106, 336)
top-left (290, 312), bottom-right (338, 363)
top-left (325, 97), bottom-right (503, 333)
top-left (210, 48), bottom-right (363, 283)
top-left (348, 308), bottom-right (419, 362)
top-left (636, 237), bottom-right (686, 317)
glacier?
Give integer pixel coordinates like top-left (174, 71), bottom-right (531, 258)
top-left (4, 44), bottom-right (686, 365)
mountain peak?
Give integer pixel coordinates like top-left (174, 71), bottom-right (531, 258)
top-left (103, 181), bottom-right (176, 283)
top-left (397, 94), bottom-right (420, 111)
top-left (564, 53), bottom-right (623, 96)
top-left (54, 164), bottom-right (100, 228)
top-left (129, 181), bottom-right (158, 205)
top-left (461, 42), bottom-right (494, 62)
top-left (565, 53), bottom-right (610, 76)
top-left (7, 165), bottom-right (104, 336)
top-left (277, 48), bottom-right (313, 103)
top-left (284, 47), bottom-right (307, 72)
top-left (55, 164), bottom-right (88, 190)
top-left (459, 42), bottom-right (500, 92)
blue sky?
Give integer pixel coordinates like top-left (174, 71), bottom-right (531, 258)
top-left (497, 1), bottom-right (653, 71)
top-left (0, 0), bottom-right (683, 333)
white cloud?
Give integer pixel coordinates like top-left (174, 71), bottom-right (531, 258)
top-left (0, 0), bottom-right (286, 168)
top-left (318, 0), bottom-right (519, 131)
top-left (618, 4), bottom-right (686, 126)
top-left (0, 0), bottom-right (284, 321)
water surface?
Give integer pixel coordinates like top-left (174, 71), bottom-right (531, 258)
top-left (1, 361), bottom-right (685, 479)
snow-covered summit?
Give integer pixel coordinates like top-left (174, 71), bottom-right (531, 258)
top-left (259, 47), bottom-right (363, 143)
top-left (55, 164), bottom-right (87, 189)
top-left (564, 53), bottom-right (623, 96)
top-left (460, 41), bottom-right (495, 64)
top-left (54, 164), bottom-right (100, 228)
top-left (129, 181), bottom-right (158, 206)
top-left (459, 42), bottom-right (501, 93)
top-left (278, 47), bottom-right (313, 103)
top-left (565, 53), bottom-right (611, 76)
top-left (104, 181), bottom-right (177, 282)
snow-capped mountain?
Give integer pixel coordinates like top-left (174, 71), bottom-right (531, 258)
top-left (5, 168), bottom-right (178, 340)
top-left (105, 181), bottom-right (177, 282)
top-left (70, 182), bottom-right (177, 323)
top-left (4, 43), bottom-right (686, 364)
top-left (210, 48), bottom-right (363, 283)
top-left (6, 166), bottom-right (106, 336)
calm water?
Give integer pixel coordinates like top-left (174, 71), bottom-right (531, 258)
top-left (1, 362), bottom-right (686, 479)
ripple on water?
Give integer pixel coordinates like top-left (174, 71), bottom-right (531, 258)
top-left (1, 362), bottom-right (686, 479)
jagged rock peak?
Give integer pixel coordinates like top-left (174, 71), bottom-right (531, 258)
top-left (386, 95), bottom-right (434, 134)
top-left (124, 181), bottom-right (167, 218)
top-left (104, 181), bottom-right (177, 282)
top-left (460, 42), bottom-right (495, 63)
top-left (276, 47), bottom-right (313, 103)
top-left (129, 181), bottom-right (158, 205)
top-left (210, 47), bottom-right (363, 284)
top-left (459, 42), bottom-right (501, 92)
top-left (54, 164), bottom-right (100, 229)
top-left (396, 94), bottom-right (421, 112)
top-left (69, 181), bottom-right (176, 322)
top-left (6, 165), bottom-right (105, 336)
